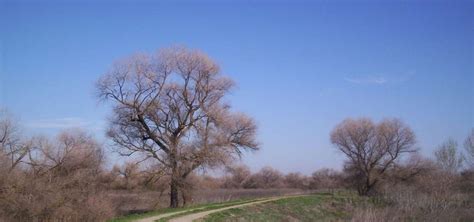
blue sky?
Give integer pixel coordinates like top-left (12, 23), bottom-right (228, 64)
top-left (1, 0), bottom-right (473, 174)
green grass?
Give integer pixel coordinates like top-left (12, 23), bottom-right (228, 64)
top-left (107, 197), bottom-right (268, 222)
top-left (108, 191), bottom-right (368, 222)
top-left (200, 192), bottom-right (364, 222)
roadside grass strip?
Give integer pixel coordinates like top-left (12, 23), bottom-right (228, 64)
top-left (201, 192), bottom-right (365, 222)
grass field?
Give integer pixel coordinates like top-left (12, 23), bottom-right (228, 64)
top-left (109, 188), bottom-right (309, 216)
top-left (108, 197), bottom-right (268, 222)
top-left (108, 191), bottom-right (371, 222)
top-left (199, 192), bottom-right (364, 222)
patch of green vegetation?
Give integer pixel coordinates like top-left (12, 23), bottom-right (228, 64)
top-left (107, 198), bottom-right (266, 222)
top-left (201, 208), bottom-right (246, 221)
top-left (202, 192), bottom-right (364, 222)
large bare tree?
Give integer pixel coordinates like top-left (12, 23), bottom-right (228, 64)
top-left (97, 47), bottom-right (259, 207)
top-left (330, 118), bottom-right (416, 195)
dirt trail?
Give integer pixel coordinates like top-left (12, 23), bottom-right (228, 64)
top-left (135, 194), bottom-right (307, 222)
top-left (134, 206), bottom-right (208, 222)
top-left (168, 197), bottom-right (278, 222)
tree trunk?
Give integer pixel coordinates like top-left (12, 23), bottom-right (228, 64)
top-left (361, 175), bottom-right (377, 196)
top-left (170, 176), bottom-right (179, 208)
top-left (169, 154), bottom-right (179, 208)
top-left (182, 191), bottom-right (187, 207)
top-left (180, 173), bottom-right (192, 207)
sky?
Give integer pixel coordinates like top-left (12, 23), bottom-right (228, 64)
top-left (1, 0), bottom-right (473, 174)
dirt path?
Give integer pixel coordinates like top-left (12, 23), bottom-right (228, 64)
top-left (134, 206), bottom-right (209, 222)
top-left (135, 194), bottom-right (307, 222)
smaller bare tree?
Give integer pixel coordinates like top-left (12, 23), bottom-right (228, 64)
top-left (0, 109), bottom-right (32, 171)
top-left (284, 172), bottom-right (308, 189)
top-left (112, 162), bottom-right (141, 190)
top-left (464, 129), bottom-right (474, 169)
top-left (435, 139), bottom-right (464, 173)
top-left (245, 166), bottom-right (283, 189)
top-left (223, 165), bottom-right (251, 188)
top-left (331, 118), bottom-right (417, 195)
top-left (310, 168), bottom-right (342, 191)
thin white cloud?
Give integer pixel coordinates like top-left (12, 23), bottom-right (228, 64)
top-left (344, 76), bottom-right (388, 85)
top-left (344, 71), bottom-right (415, 85)
top-left (26, 117), bottom-right (92, 129)
top-left (394, 70), bottom-right (416, 84)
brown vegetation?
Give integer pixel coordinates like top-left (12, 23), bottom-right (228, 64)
top-left (349, 133), bottom-right (474, 222)
top-left (0, 117), bottom-right (114, 221)
top-left (2, 106), bottom-right (473, 221)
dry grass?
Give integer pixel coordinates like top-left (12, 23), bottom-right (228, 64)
top-left (351, 178), bottom-right (474, 222)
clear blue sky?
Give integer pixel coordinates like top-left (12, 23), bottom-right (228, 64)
top-left (1, 0), bottom-right (473, 174)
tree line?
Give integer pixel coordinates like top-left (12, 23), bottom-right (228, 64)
top-left (1, 46), bottom-right (473, 221)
